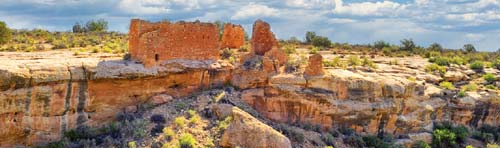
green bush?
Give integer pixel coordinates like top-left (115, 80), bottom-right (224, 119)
top-left (458, 91), bottom-right (466, 97)
top-left (413, 140), bottom-right (431, 148)
top-left (430, 57), bottom-right (450, 66)
top-left (483, 73), bottom-right (498, 83)
top-left (486, 85), bottom-right (497, 90)
top-left (283, 43), bottom-right (297, 55)
top-left (433, 129), bottom-right (457, 147)
top-left (312, 36), bottom-right (331, 48)
top-left (163, 127), bottom-right (175, 141)
top-left (348, 56), bottom-right (361, 66)
top-left (461, 83), bottom-right (478, 91)
top-left (439, 81), bottom-right (455, 90)
top-left (362, 57), bottom-right (377, 69)
top-left (178, 133), bottom-right (196, 148)
top-left (362, 135), bottom-right (390, 148)
top-left (470, 61), bottom-right (484, 71)
top-left (425, 64), bottom-right (446, 75)
top-left (0, 21), bottom-right (11, 45)
top-left (174, 117), bottom-right (187, 128)
top-left (309, 46), bottom-right (319, 54)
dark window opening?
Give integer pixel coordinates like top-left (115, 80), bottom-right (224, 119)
top-left (155, 54), bottom-right (159, 61)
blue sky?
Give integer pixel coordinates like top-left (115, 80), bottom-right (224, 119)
top-left (0, 0), bottom-right (499, 51)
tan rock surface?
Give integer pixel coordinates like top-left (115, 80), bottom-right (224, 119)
top-left (220, 107), bottom-right (292, 148)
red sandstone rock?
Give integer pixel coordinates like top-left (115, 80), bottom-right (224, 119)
top-left (221, 23), bottom-right (245, 49)
top-left (304, 54), bottom-right (324, 77)
top-left (251, 20), bottom-right (278, 55)
top-left (264, 46), bottom-right (287, 67)
top-left (149, 94), bottom-right (173, 105)
top-left (125, 106), bottom-right (137, 113)
top-left (129, 19), bottom-right (221, 67)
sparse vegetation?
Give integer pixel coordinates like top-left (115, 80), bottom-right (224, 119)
top-left (0, 21), bottom-right (11, 45)
top-left (483, 73), bottom-right (498, 83)
top-left (178, 133), bottom-right (196, 148)
top-left (425, 64), bottom-right (446, 75)
top-left (470, 61), bottom-right (484, 71)
top-left (439, 81), bottom-right (455, 90)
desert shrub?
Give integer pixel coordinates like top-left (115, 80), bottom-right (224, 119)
top-left (344, 135), bottom-right (365, 147)
top-left (470, 61), bottom-right (484, 71)
top-left (323, 57), bottom-right (346, 69)
top-left (487, 143), bottom-right (500, 148)
top-left (412, 140), bottom-right (431, 148)
top-left (483, 73), bottom-right (498, 83)
top-left (433, 122), bottom-right (469, 147)
top-left (285, 55), bottom-right (306, 73)
top-left (461, 83), bottom-right (478, 91)
top-left (175, 102), bottom-right (187, 110)
top-left (458, 91), bottom-right (466, 97)
top-left (163, 127), bottom-right (175, 141)
top-left (150, 114), bottom-right (166, 124)
top-left (239, 43), bottom-right (249, 52)
top-left (439, 81), bottom-right (455, 90)
top-left (174, 117), bottom-right (187, 128)
top-left (348, 56), bottom-right (361, 66)
top-left (472, 125), bottom-right (500, 143)
top-left (188, 110), bottom-right (201, 125)
top-left (493, 59), bottom-right (500, 70)
top-left (86, 19), bottom-right (108, 32)
top-left (451, 56), bottom-right (465, 65)
top-left (362, 57), bottom-right (377, 69)
top-left (283, 43), bottom-right (297, 55)
top-left (425, 64), bottom-right (446, 75)
top-left (179, 133), bottom-right (196, 148)
top-left (430, 57), bottom-right (451, 66)
top-left (0, 21), bottom-right (11, 45)
top-left (322, 133), bottom-right (335, 146)
top-left (309, 46), bottom-right (319, 54)
top-left (362, 135), bottom-right (390, 148)
top-left (432, 129), bottom-right (457, 147)
top-left (220, 48), bottom-right (234, 59)
top-left (217, 116), bottom-right (232, 131)
top-left (128, 141), bottom-right (136, 148)
top-left (408, 77), bottom-right (417, 82)
top-left (486, 85), bottom-right (497, 90)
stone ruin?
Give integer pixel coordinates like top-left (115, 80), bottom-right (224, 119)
top-left (220, 23), bottom-right (245, 49)
top-left (129, 19), bottom-right (246, 67)
top-left (251, 20), bottom-right (278, 55)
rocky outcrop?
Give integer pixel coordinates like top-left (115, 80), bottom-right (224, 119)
top-left (251, 19), bottom-right (278, 55)
top-left (0, 52), bottom-right (232, 147)
top-left (304, 54), bottom-right (324, 77)
top-left (220, 23), bottom-right (245, 49)
top-left (220, 107), bottom-right (292, 148)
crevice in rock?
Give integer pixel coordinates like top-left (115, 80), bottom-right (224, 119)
top-left (61, 64), bottom-right (73, 133)
top-left (76, 65), bottom-right (88, 126)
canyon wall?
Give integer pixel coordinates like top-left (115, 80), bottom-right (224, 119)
top-left (0, 57), bottom-right (232, 146)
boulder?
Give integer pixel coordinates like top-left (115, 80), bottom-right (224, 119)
top-left (304, 54), bottom-right (324, 77)
top-left (149, 94), bottom-right (173, 105)
top-left (444, 71), bottom-right (467, 82)
top-left (220, 107), bottom-right (292, 148)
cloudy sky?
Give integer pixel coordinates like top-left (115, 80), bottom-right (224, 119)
top-left (1, 0), bottom-right (499, 51)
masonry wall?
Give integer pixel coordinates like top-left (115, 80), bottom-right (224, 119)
top-left (220, 23), bottom-right (245, 49)
top-left (129, 19), bottom-right (220, 67)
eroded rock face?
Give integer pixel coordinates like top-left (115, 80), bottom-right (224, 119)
top-left (304, 54), bottom-right (324, 77)
top-left (220, 23), bottom-right (245, 49)
top-left (129, 19), bottom-right (221, 67)
top-left (220, 107), bottom-right (292, 148)
top-left (0, 53), bottom-right (232, 147)
top-left (251, 20), bottom-right (278, 55)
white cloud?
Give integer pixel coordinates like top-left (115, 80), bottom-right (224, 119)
top-left (118, 0), bottom-right (170, 15)
top-left (285, 0), bottom-right (335, 9)
top-left (333, 0), bottom-right (407, 16)
top-left (231, 3), bottom-right (279, 20)
top-left (327, 18), bottom-right (357, 24)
